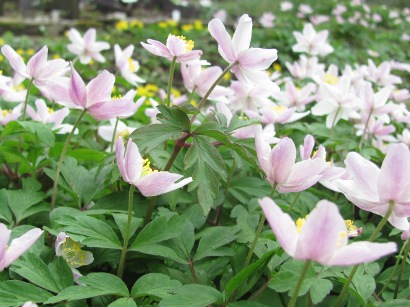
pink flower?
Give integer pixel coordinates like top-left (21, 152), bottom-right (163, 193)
top-left (67, 28), bottom-right (110, 64)
top-left (0, 103), bottom-right (23, 126)
top-left (229, 81), bottom-right (274, 112)
top-left (1, 45), bottom-right (68, 86)
top-left (366, 60), bottom-right (402, 87)
top-left (0, 74), bottom-right (27, 102)
top-left (114, 44), bottom-right (145, 86)
top-left (272, 80), bottom-right (316, 111)
top-left (259, 12), bottom-right (276, 28)
top-left (334, 144), bottom-right (410, 230)
top-left (285, 55), bottom-right (324, 80)
top-left (255, 129), bottom-right (328, 193)
top-left (259, 197), bottom-right (397, 265)
top-left (208, 14), bottom-right (279, 90)
top-left (246, 104), bottom-right (310, 125)
top-left (141, 35), bottom-right (202, 63)
top-left (116, 138), bottom-right (193, 197)
top-left (49, 65), bottom-right (138, 120)
top-left (0, 223), bottom-right (43, 271)
top-left (292, 23), bottom-right (334, 57)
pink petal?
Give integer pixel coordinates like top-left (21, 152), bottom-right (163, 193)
top-left (1, 45), bottom-right (28, 78)
top-left (88, 99), bottom-right (137, 120)
top-left (83, 28), bottom-right (96, 46)
top-left (116, 137), bottom-right (127, 181)
top-left (176, 50), bottom-right (203, 63)
top-left (295, 200), bottom-right (346, 263)
top-left (237, 48), bottom-right (278, 70)
top-left (232, 14), bottom-right (252, 54)
top-left (300, 134), bottom-right (315, 160)
top-left (378, 144), bottom-right (410, 203)
top-left (286, 159), bottom-right (327, 186)
top-left (141, 40), bottom-right (172, 59)
top-left (49, 108), bottom-right (69, 126)
top-left (166, 35), bottom-right (188, 57)
top-left (135, 172), bottom-right (189, 197)
top-left (34, 99), bottom-right (49, 122)
top-left (255, 125), bottom-right (272, 176)
top-left (0, 224), bottom-right (11, 266)
top-left (208, 18), bottom-right (236, 63)
top-left (270, 137), bottom-right (296, 184)
top-left (5, 228), bottom-right (43, 267)
top-left (327, 242), bottom-right (396, 266)
top-left (26, 105), bottom-right (40, 121)
top-left (124, 138), bottom-right (143, 184)
top-left (86, 70), bottom-right (115, 106)
top-left (259, 197), bottom-right (298, 257)
top-left (69, 65), bottom-right (87, 108)
top-left (26, 46), bottom-right (48, 80)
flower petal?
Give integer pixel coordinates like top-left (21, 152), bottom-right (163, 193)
top-left (5, 228), bottom-right (43, 268)
top-left (270, 137), bottom-right (296, 184)
top-left (124, 138), bottom-right (143, 183)
top-left (86, 70), bottom-right (115, 106)
top-left (237, 48), bottom-right (278, 70)
top-left (208, 18), bottom-right (236, 62)
top-left (88, 98), bottom-right (137, 120)
top-left (116, 137), bottom-right (127, 181)
top-left (26, 46), bottom-right (48, 80)
top-left (135, 172), bottom-right (190, 197)
top-left (1, 45), bottom-right (28, 78)
top-left (69, 65), bottom-right (87, 108)
top-left (232, 14), bottom-right (252, 54)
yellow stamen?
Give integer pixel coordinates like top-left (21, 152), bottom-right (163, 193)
top-left (271, 105), bottom-right (286, 114)
top-left (324, 73), bottom-right (339, 85)
top-left (48, 108), bottom-right (54, 114)
top-left (128, 58), bottom-right (137, 72)
top-left (295, 216), bottom-right (307, 233)
top-left (61, 238), bottom-right (90, 267)
top-left (141, 158), bottom-right (158, 177)
top-left (2, 109), bottom-right (10, 117)
top-left (112, 94), bottom-right (122, 100)
top-left (169, 34), bottom-right (195, 52)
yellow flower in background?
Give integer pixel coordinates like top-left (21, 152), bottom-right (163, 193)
top-left (167, 19), bottom-right (178, 27)
top-left (171, 88), bottom-right (181, 97)
top-left (115, 20), bottom-right (129, 31)
top-left (0, 55), bottom-right (3, 62)
top-left (182, 24), bottom-right (194, 32)
top-left (0, 37), bottom-right (4, 45)
top-left (194, 20), bottom-right (203, 30)
top-left (158, 21), bottom-right (167, 28)
top-left (273, 63), bottom-right (282, 72)
top-left (16, 49), bottom-right (24, 55)
top-left (137, 84), bottom-right (159, 97)
top-left (130, 20), bottom-right (144, 28)
top-left (223, 71), bottom-right (231, 81)
top-left (52, 54), bottom-right (61, 59)
top-left (26, 49), bottom-right (35, 56)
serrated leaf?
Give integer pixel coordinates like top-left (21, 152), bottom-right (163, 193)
top-left (129, 123), bottom-right (183, 154)
top-left (112, 213), bottom-right (142, 242)
top-left (131, 273), bottom-right (182, 299)
top-left (156, 105), bottom-right (191, 132)
top-left (2, 121), bottom-right (55, 147)
top-left (310, 278), bottom-right (333, 304)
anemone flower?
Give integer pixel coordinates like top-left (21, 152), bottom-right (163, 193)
top-left (114, 44), bottom-right (146, 86)
top-left (116, 137), bottom-right (192, 197)
top-left (292, 23), bottom-right (334, 57)
top-left (259, 197), bottom-right (397, 265)
top-left (67, 28), bottom-right (110, 64)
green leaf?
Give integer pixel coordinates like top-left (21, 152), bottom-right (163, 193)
top-left (0, 189), bottom-right (12, 223)
top-left (112, 213), bottom-right (142, 242)
top-left (156, 105), bottom-right (191, 132)
top-left (0, 280), bottom-right (52, 305)
top-left (159, 284), bottom-right (222, 307)
top-left (108, 298), bottom-right (137, 307)
top-left (56, 215), bottom-right (122, 249)
top-left (131, 273), bottom-right (182, 299)
top-left (194, 226), bottom-right (240, 261)
top-left (67, 148), bottom-right (106, 162)
top-left (224, 250), bottom-right (275, 302)
top-left (310, 278), bottom-right (333, 304)
top-left (129, 123), bottom-right (183, 154)
top-left (130, 215), bottom-right (185, 250)
top-left (48, 257), bottom-right (75, 291)
top-left (2, 121), bottom-right (55, 147)
top-left (45, 273), bottom-right (129, 304)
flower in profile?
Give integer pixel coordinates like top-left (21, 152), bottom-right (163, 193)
top-left (26, 99), bottom-right (74, 134)
top-left (116, 137), bottom-right (193, 197)
top-left (208, 14), bottom-right (279, 90)
top-left (0, 223), bottom-right (43, 271)
top-left (67, 28), bottom-right (110, 64)
top-left (292, 23), bottom-right (334, 56)
top-left (114, 44), bottom-right (145, 86)
top-left (141, 34), bottom-right (202, 63)
top-left (0, 103), bottom-right (23, 126)
top-left (259, 197), bottom-right (396, 265)
top-left (1, 45), bottom-right (68, 86)
top-left (334, 144), bottom-right (410, 230)
top-left (49, 65), bottom-right (138, 120)
top-left (255, 128), bottom-right (328, 193)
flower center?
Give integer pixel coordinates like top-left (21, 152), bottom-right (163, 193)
top-left (1, 109), bottom-right (10, 117)
top-left (271, 105), bottom-right (287, 115)
top-left (61, 238), bottom-right (90, 267)
top-left (324, 73), bottom-right (339, 85)
top-left (295, 215), bottom-right (308, 233)
top-left (115, 129), bottom-right (130, 141)
top-left (170, 34), bottom-right (195, 51)
top-left (345, 219), bottom-right (362, 237)
top-left (141, 158), bottom-right (158, 177)
top-left (48, 108), bottom-right (54, 114)
top-left (128, 58), bottom-right (138, 72)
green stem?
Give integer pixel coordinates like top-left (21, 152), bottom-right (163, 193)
top-left (50, 109), bottom-right (87, 211)
top-left (358, 110), bottom-right (373, 152)
top-left (117, 185), bottom-right (135, 279)
top-left (336, 201), bottom-right (395, 306)
top-left (393, 238), bottom-right (410, 299)
top-left (243, 183), bottom-right (278, 269)
top-left (190, 62), bottom-right (237, 124)
top-left (329, 106), bottom-right (341, 138)
top-left (143, 196), bottom-right (158, 227)
top-left (21, 78), bottom-right (34, 122)
top-left (289, 192), bottom-right (300, 211)
top-left (188, 258), bottom-right (199, 284)
top-left (377, 240), bottom-right (407, 297)
top-left (288, 260), bottom-right (312, 307)
top-left (110, 117), bottom-right (119, 153)
top-left (187, 86), bottom-right (196, 105)
top-left (166, 56), bottom-right (177, 107)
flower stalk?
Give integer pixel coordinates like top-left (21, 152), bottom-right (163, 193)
top-left (393, 238), bottom-right (410, 299)
top-left (166, 56), bottom-right (177, 107)
top-left (288, 260), bottom-right (312, 307)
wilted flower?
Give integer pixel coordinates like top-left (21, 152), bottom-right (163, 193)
top-left (116, 137), bottom-right (193, 197)
top-left (334, 144), bottom-right (410, 230)
top-left (67, 28), bottom-right (110, 64)
top-left (259, 197), bottom-right (396, 265)
top-left (0, 223), bottom-right (43, 271)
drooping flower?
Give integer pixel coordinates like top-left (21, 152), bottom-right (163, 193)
top-left (292, 23), bottom-right (334, 57)
top-left (141, 34), bottom-right (202, 63)
top-left (67, 28), bottom-right (110, 64)
top-left (259, 197), bottom-right (397, 265)
top-left (26, 99), bottom-right (74, 134)
top-left (116, 138), bottom-right (193, 197)
top-left (255, 128), bottom-right (328, 193)
top-left (334, 143), bottom-right (410, 230)
top-left (208, 14), bottom-right (279, 90)
top-left (0, 224), bottom-right (43, 271)
top-left (1, 45), bottom-right (68, 86)
top-left (114, 44), bottom-right (145, 86)
top-left (49, 65), bottom-right (138, 120)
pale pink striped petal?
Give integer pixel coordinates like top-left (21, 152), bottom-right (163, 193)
top-left (26, 46), bottom-right (48, 79)
top-left (136, 172), bottom-right (190, 197)
top-left (116, 137), bottom-right (127, 181)
top-left (5, 228), bottom-right (43, 268)
top-left (208, 18), bottom-right (236, 63)
top-left (237, 48), bottom-right (278, 70)
top-left (69, 65), bottom-right (87, 108)
top-left (86, 70), bottom-right (115, 106)
top-left (1, 45), bottom-right (28, 78)
top-left (270, 137), bottom-right (296, 184)
top-left (124, 138), bottom-right (143, 183)
top-left (87, 99), bottom-right (137, 120)
top-left (232, 14), bottom-right (252, 53)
